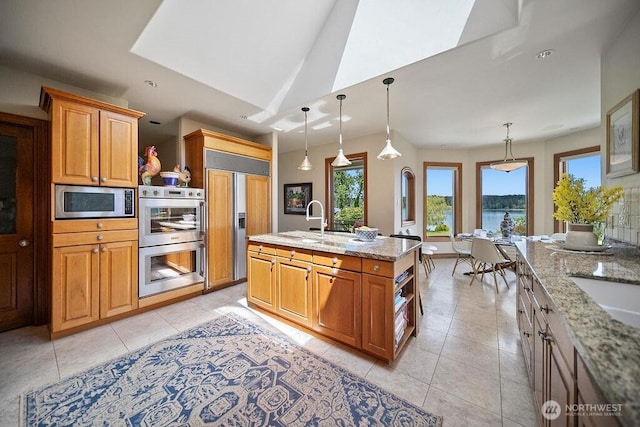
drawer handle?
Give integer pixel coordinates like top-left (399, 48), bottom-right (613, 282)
top-left (518, 309), bottom-right (524, 314)
top-left (97, 234), bottom-right (103, 241)
top-left (540, 305), bottom-right (550, 314)
top-left (523, 286), bottom-right (530, 292)
top-left (258, 245), bottom-right (263, 251)
top-left (331, 257), bottom-right (338, 265)
top-left (97, 222), bottom-right (103, 228)
top-left (373, 265), bottom-right (380, 272)
top-left (290, 250), bottom-right (295, 257)
top-left (523, 331), bottom-right (531, 337)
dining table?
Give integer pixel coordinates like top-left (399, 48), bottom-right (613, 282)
top-left (457, 233), bottom-right (518, 274)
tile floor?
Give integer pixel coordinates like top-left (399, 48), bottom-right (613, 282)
top-left (0, 258), bottom-right (537, 426)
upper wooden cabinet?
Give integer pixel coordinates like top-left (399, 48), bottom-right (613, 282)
top-left (40, 86), bottom-right (145, 187)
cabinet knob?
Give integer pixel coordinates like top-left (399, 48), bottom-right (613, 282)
top-left (523, 331), bottom-right (531, 337)
top-left (92, 248), bottom-right (99, 253)
top-left (373, 265), bottom-right (380, 271)
top-left (331, 257), bottom-right (338, 265)
top-left (101, 247), bottom-right (107, 252)
top-left (101, 177), bottom-right (107, 183)
top-left (97, 222), bottom-right (103, 228)
top-left (290, 250), bottom-right (295, 257)
top-left (518, 309), bottom-right (524, 314)
top-left (97, 234), bottom-right (103, 241)
top-left (91, 176), bottom-right (98, 182)
top-left (540, 305), bottom-right (550, 314)
top-left (18, 239), bottom-right (31, 247)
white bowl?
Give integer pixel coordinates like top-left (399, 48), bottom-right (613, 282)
top-left (355, 227), bottom-right (379, 242)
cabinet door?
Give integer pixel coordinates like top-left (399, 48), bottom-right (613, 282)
top-left (312, 266), bottom-right (361, 348)
top-left (533, 313), bottom-right (546, 418)
top-left (100, 240), bottom-right (138, 318)
top-left (247, 252), bottom-right (275, 310)
top-left (362, 273), bottom-right (393, 359)
top-left (51, 244), bottom-right (100, 331)
top-left (276, 258), bottom-right (312, 326)
top-left (51, 99), bottom-right (99, 185)
top-left (246, 175), bottom-right (271, 236)
top-left (207, 170), bottom-right (233, 287)
top-left (548, 335), bottom-right (574, 427)
top-left (99, 111), bottom-right (138, 187)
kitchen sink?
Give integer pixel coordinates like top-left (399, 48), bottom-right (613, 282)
top-left (570, 277), bottom-right (640, 328)
top-left (298, 238), bottom-right (319, 243)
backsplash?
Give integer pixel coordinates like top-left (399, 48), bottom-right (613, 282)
top-left (606, 186), bottom-right (640, 245)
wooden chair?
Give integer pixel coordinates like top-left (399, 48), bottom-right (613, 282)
top-left (469, 237), bottom-right (510, 293)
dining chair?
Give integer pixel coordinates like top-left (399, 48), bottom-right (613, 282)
top-left (449, 233), bottom-right (472, 275)
top-left (469, 237), bottom-right (510, 293)
top-left (422, 243), bottom-right (437, 272)
top-left (389, 234), bottom-right (425, 316)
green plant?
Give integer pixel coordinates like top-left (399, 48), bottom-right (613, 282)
top-left (552, 173), bottom-right (624, 224)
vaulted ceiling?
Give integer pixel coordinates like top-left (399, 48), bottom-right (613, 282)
top-left (1, 0), bottom-right (639, 153)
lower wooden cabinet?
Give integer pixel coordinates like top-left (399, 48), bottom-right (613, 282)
top-left (247, 243), bottom-right (418, 362)
top-left (312, 265), bottom-right (361, 348)
top-left (52, 230), bottom-right (138, 334)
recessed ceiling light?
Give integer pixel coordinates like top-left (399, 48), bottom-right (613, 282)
top-left (144, 80), bottom-right (158, 87)
top-left (149, 120), bottom-right (161, 125)
top-left (536, 49), bottom-right (555, 59)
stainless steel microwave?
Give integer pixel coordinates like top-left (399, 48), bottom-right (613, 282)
top-left (54, 185), bottom-right (135, 219)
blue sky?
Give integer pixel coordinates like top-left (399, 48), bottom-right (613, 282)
top-left (427, 154), bottom-right (602, 196)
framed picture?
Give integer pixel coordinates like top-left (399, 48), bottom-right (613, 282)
top-left (284, 183), bottom-right (312, 215)
top-left (606, 89), bottom-right (639, 177)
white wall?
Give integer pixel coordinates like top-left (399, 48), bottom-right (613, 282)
top-left (602, 8), bottom-right (640, 244)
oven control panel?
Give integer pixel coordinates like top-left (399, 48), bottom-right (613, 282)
top-left (139, 185), bottom-right (204, 200)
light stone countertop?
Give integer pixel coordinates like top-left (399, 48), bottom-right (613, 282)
top-left (516, 240), bottom-right (640, 427)
top-left (248, 230), bottom-right (421, 262)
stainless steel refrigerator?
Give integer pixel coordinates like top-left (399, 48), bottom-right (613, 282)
top-left (233, 173), bottom-right (246, 280)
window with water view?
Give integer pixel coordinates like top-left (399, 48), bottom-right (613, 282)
top-left (425, 163), bottom-right (461, 239)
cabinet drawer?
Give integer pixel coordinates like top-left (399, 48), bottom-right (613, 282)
top-left (52, 218), bottom-right (138, 234)
top-left (313, 252), bottom-right (361, 272)
top-left (276, 247), bottom-right (313, 262)
top-left (53, 230), bottom-right (138, 247)
top-left (362, 258), bottom-right (394, 278)
top-left (247, 242), bottom-right (276, 255)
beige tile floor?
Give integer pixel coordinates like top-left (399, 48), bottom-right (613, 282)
top-left (0, 258), bottom-right (537, 426)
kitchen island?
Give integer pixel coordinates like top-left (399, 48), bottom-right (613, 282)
top-left (246, 231), bottom-right (421, 362)
top-left (515, 240), bottom-right (640, 427)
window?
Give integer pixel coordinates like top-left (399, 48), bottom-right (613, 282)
top-left (325, 153), bottom-right (367, 231)
top-left (476, 158), bottom-right (534, 236)
top-left (424, 162), bottom-right (461, 241)
top-left (401, 167), bottom-right (415, 226)
top-left (553, 146), bottom-right (600, 232)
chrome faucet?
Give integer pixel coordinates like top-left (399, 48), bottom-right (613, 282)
top-left (306, 200), bottom-right (325, 239)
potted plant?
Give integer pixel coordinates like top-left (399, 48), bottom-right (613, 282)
top-left (552, 173), bottom-right (624, 247)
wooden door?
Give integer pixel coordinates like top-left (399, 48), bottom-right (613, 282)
top-left (100, 240), bottom-right (138, 318)
top-left (548, 332), bottom-right (574, 427)
top-left (99, 111), bottom-right (138, 187)
top-left (50, 99), bottom-right (99, 185)
top-left (246, 175), bottom-right (271, 236)
top-left (276, 258), bottom-right (312, 326)
top-left (0, 123), bottom-right (35, 332)
top-left (207, 169), bottom-right (233, 288)
top-left (312, 266), bottom-right (361, 347)
top-left (361, 273), bottom-right (393, 359)
top-left (247, 252), bottom-right (275, 309)
top-left (51, 244), bottom-right (100, 332)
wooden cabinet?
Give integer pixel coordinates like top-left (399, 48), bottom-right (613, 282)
top-left (40, 86), bottom-right (144, 187)
top-left (52, 228), bottom-right (138, 333)
top-left (246, 174), bottom-right (271, 236)
top-left (206, 169), bottom-right (233, 288)
top-left (313, 265), bottom-right (361, 348)
top-left (247, 241), bottom-right (418, 362)
top-left (516, 254), bottom-right (621, 427)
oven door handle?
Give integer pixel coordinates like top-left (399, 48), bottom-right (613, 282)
top-left (199, 201), bottom-right (206, 236)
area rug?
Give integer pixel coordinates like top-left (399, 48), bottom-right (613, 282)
top-left (22, 314), bottom-right (442, 426)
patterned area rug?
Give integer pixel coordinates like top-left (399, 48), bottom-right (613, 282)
top-left (22, 314), bottom-right (442, 426)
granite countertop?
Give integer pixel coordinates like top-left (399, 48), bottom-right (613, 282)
top-left (248, 230), bottom-right (421, 262)
top-left (516, 240), bottom-right (640, 426)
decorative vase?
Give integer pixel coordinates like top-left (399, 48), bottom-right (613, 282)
top-left (500, 212), bottom-right (514, 238)
top-left (565, 223), bottom-right (598, 248)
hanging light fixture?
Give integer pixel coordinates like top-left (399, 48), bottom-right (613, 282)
top-left (332, 94), bottom-right (352, 167)
top-left (490, 122), bottom-right (527, 172)
top-left (297, 107), bottom-right (313, 171)
top-left (377, 77), bottom-right (402, 160)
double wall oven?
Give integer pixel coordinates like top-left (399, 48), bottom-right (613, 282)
top-left (138, 185), bottom-right (205, 298)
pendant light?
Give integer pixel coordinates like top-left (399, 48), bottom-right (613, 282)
top-left (331, 94), bottom-right (352, 167)
top-left (490, 122), bottom-right (527, 172)
top-left (377, 77), bottom-right (402, 160)
top-left (298, 107), bottom-right (313, 170)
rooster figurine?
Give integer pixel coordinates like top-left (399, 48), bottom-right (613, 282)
top-left (139, 145), bottom-right (161, 185)
top-left (173, 165), bottom-right (192, 187)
